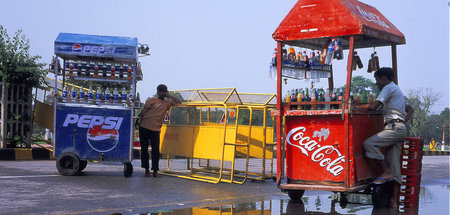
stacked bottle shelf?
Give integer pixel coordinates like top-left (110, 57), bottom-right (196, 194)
top-left (49, 58), bottom-right (143, 82)
top-left (399, 137), bottom-right (424, 211)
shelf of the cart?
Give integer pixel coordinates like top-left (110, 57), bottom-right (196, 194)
top-left (57, 102), bottom-right (131, 110)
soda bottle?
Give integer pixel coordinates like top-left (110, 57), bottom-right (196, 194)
top-left (269, 48), bottom-right (277, 80)
top-left (93, 62), bottom-right (99, 78)
top-left (88, 86), bottom-right (93, 101)
top-left (311, 88), bottom-right (317, 110)
top-left (297, 89), bottom-right (302, 110)
top-left (120, 64), bottom-right (125, 79)
top-left (338, 88), bottom-right (343, 101)
top-left (127, 65), bottom-right (132, 80)
top-left (62, 86), bottom-right (68, 102)
top-left (373, 51), bottom-right (380, 70)
top-left (103, 63), bottom-right (109, 77)
top-left (105, 87), bottom-right (110, 102)
top-left (68, 60), bottom-right (74, 77)
top-left (305, 88), bottom-right (310, 110)
top-left (315, 51), bottom-right (321, 64)
top-left (111, 64), bottom-right (116, 78)
top-left (96, 87), bottom-right (103, 103)
top-left (369, 90), bottom-right (374, 103)
top-left (286, 90), bottom-right (291, 103)
top-left (356, 89), bottom-right (361, 103)
top-left (331, 88), bottom-right (337, 109)
top-left (121, 88), bottom-right (127, 102)
top-left (318, 89), bottom-right (324, 110)
top-left (325, 88), bottom-right (331, 110)
top-left (113, 88), bottom-right (119, 103)
top-left (362, 90), bottom-right (369, 103)
top-left (79, 89), bottom-right (85, 102)
top-left (49, 57), bottom-right (57, 72)
top-left (302, 51), bottom-right (310, 68)
top-left (309, 52), bottom-right (316, 66)
top-left (70, 87), bottom-right (76, 102)
top-left (333, 38), bottom-right (344, 60)
top-left (87, 62), bottom-right (94, 77)
top-left (325, 40), bottom-right (335, 65)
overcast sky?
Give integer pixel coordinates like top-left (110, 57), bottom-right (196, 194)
top-left (1, 0), bottom-right (448, 113)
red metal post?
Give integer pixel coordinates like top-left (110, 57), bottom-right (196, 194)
top-left (344, 36), bottom-right (355, 188)
top-left (276, 41), bottom-right (283, 185)
top-left (392, 45), bottom-right (398, 85)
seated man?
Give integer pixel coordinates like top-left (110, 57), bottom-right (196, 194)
top-left (356, 67), bottom-right (414, 208)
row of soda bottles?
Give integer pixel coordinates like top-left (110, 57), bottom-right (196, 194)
top-left (284, 87), bottom-right (376, 110)
top-left (61, 85), bottom-right (139, 104)
top-left (270, 38), bottom-right (344, 73)
top-left (50, 57), bottom-right (141, 79)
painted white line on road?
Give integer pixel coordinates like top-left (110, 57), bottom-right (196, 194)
top-left (0, 175), bottom-right (59, 179)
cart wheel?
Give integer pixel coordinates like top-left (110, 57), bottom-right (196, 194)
top-left (372, 183), bottom-right (391, 208)
top-left (339, 193), bottom-right (348, 208)
top-left (56, 153), bottom-right (81, 176)
top-left (79, 160), bottom-right (88, 172)
top-left (123, 162), bottom-right (133, 177)
top-left (288, 190), bottom-right (305, 200)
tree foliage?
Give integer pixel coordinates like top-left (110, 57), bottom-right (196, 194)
top-left (405, 88), bottom-right (441, 140)
top-left (0, 26), bottom-right (47, 88)
top-left (337, 75), bottom-right (379, 95)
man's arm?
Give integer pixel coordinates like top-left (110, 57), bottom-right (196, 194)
top-left (405, 104), bottom-right (414, 123)
top-left (165, 92), bottom-right (181, 104)
top-left (356, 100), bottom-right (382, 111)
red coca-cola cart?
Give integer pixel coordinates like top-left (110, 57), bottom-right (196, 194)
top-left (272, 0), bottom-right (406, 200)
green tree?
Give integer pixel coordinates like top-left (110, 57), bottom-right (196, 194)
top-left (337, 75), bottom-right (378, 96)
top-left (405, 88), bottom-right (441, 139)
top-left (0, 26), bottom-right (47, 88)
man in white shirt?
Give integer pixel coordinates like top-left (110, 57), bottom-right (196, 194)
top-left (356, 67), bottom-right (414, 208)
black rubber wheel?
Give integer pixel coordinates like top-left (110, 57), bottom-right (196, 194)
top-left (288, 190), bottom-right (305, 200)
top-left (78, 160), bottom-right (88, 174)
top-left (56, 153), bottom-right (81, 176)
top-left (372, 183), bottom-right (391, 208)
top-left (339, 192), bottom-right (348, 208)
top-left (123, 162), bottom-right (133, 177)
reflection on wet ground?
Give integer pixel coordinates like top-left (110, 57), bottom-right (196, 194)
top-left (135, 185), bottom-right (448, 215)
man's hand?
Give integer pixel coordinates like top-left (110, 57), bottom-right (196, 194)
top-left (134, 118), bottom-right (141, 129)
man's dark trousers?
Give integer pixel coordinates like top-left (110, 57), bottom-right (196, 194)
top-left (139, 126), bottom-right (160, 171)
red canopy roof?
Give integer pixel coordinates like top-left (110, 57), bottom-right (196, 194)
top-left (272, 0), bottom-right (405, 49)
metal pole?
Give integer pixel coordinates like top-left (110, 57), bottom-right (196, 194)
top-left (344, 36), bottom-right (355, 189)
top-left (276, 41), bottom-right (283, 185)
top-left (391, 45), bottom-right (398, 85)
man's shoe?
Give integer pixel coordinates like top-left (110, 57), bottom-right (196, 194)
top-left (145, 169), bottom-right (151, 177)
top-left (153, 171), bottom-right (161, 178)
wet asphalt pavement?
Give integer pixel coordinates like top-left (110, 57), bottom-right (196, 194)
top-left (0, 156), bottom-right (448, 215)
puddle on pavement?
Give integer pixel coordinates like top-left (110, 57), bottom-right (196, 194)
top-left (134, 185), bottom-right (449, 215)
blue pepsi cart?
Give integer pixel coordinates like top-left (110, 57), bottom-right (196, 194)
top-left (51, 33), bottom-right (142, 177)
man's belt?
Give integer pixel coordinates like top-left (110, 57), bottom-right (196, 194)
top-left (384, 119), bottom-right (405, 126)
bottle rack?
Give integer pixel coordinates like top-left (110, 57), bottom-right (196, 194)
top-left (49, 61), bottom-right (143, 82)
top-left (281, 63), bottom-right (332, 80)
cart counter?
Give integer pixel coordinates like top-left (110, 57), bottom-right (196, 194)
top-left (277, 108), bottom-right (384, 191)
top-left (54, 103), bottom-right (132, 162)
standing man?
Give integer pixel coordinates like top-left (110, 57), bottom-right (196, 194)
top-left (137, 84), bottom-right (180, 177)
top-left (356, 67), bottom-right (414, 208)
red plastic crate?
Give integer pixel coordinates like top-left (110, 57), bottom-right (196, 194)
top-left (400, 185), bottom-right (420, 197)
top-left (400, 193), bottom-right (420, 205)
top-left (401, 160), bottom-right (422, 174)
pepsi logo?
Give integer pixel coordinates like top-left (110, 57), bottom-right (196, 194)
top-left (72, 43), bottom-right (82, 52)
top-left (86, 124), bottom-right (119, 153)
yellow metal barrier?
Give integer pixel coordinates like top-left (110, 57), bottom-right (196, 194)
top-left (158, 88), bottom-right (276, 184)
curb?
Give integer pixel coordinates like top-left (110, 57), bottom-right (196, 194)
top-left (0, 148), bottom-right (54, 160)
top-left (0, 148), bottom-right (165, 160)
top-left (2, 148), bottom-right (448, 161)
top-left (423, 150), bottom-right (450, 156)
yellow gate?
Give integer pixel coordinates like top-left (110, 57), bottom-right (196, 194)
top-left (159, 88), bottom-right (276, 184)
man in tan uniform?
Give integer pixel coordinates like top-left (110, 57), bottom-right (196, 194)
top-left (137, 84), bottom-right (180, 177)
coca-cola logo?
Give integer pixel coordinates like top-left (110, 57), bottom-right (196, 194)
top-left (286, 127), bottom-right (345, 176)
top-left (357, 6), bottom-right (390, 29)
